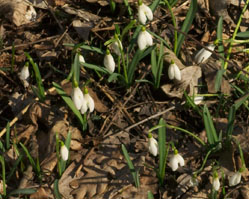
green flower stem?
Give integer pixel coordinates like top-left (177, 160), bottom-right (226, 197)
top-left (164, 0), bottom-right (177, 54)
top-left (224, 0), bottom-right (249, 70)
top-left (0, 155), bottom-right (6, 196)
top-left (149, 124), bottom-right (205, 146)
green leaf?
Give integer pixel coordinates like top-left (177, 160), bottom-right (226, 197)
top-left (215, 69), bottom-right (225, 92)
top-left (234, 93), bottom-right (249, 110)
top-left (121, 144), bottom-right (140, 188)
top-left (203, 105), bottom-right (218, 145)
top-left (236, 31), bottom-right (249, 38)
top-left (0, 155), bottom-right (6, 196)
top-left (52, 82), bottom-right (85, 129)
top-left (147, 191), bottom-right (154, 199)
top-left (150, 0), bottom-right (160, 12)
top-left (73, 53), bottom-right (80, 83)
top-left (158, 118), bottom-right (167, 186)
top-left (25, 52), bottom-right (45, 101)
top-left (217, 16), bottom-right (225, 68)
top-left (121, 20), bottom-right (136, 41)
top-left (5, 122), bottom-right (10, 150)
top-left (8, 188), bottom-right (36, 196)
top-left (54, 179), bottom-right (62, 199)
top-left (83, 62), bottom-right (110, 74)
top-left (176, 0), bottom-right (197, 56)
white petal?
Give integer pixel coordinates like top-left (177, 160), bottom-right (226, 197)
top-left (60, 145), bottom-right (69, 161)
top-left (176, 154), bottom-right (185, 167)
top-left (194, 44), bottom-right (215, 64)
top-left (81, 100), bottom-right (88, 114)
top-left (173, 64), bottom-right (181, 81)
top-left (19, 66), bottom-right (30, 80)
top-left (79, 55), bottom-right (85, 63)
top-left (85, 93), bottom-right (95, 112)
top-left (194, 96), bottom-right (204, 105)
top-left (111, 40), bottom-right (123, 56)
top-left (229, 172), bottom-right (241, 186)
top-left (168, 64), bottom-right (175, 80)
top-left (72, 87), bottom-right (84, 110)
top-left (169, 155), bottom-right (178, 171)
top-left (145, 31), bottom-right (153, 46)
top-left (143, 4), bottom-right (153, 21)
top-left (148, 137), bottom-right (158, 156)
top-left (138, 7), bottom-right (147, 25)
top-left (104, 54), bottom-right (115, 73)
top-left (213, 177), bottom-right (220, 191)
top-left (138, 31), bottom-right (147, 50)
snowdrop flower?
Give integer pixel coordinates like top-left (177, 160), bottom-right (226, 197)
top-left (79, 54), bottom-right (85, 64)
top-left (168, 60), bottom-right (181, 81)
top-left (169, 148), bottom-right (184, 171)
top-left (193, 96), bottom-right (204, 105)
top-left (148, 133), bottom-right (158, 156)
top-left (194, 43), bottom-right (216, 64)
top-left (137, 26), bottom-right (153, 51)
top-left (19, 63), bottom-right (30, 81)
top-left (111, 35), bottom-right (123, 56)
top-left (138, 0), bottom-right (153, 25)
top-left (212, 171), bottom-right (220, 191)
top-left (60, 143), bottom-right (69, 161)
top-left (229, 171), bottom-right (242, 186)
top-left (81, 87), bottom-right (95, 114)
top-left (71, 84), bottom-right (84, 110)
top-left (104, 49), bottom-right (115, 73)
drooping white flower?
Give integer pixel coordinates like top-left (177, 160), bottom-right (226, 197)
top-left (71, 86), bottom-right (84, 110)
top-left (104, 49), bottom-right (115, 73)
top-left (81, 88), bottom-right (95, 114)
top-left (194, 44), bottom-right (216, 64)
top-left (168, 61), bottom-right (181, 81)
top-left (137, 27), bottom-right (153, 51)
top-left (19, 64), bottom-right (30, 81)
top-left (111, 36), bottom-right (123, 56)
top-left (138, 2), bottom-right (153, 25)
top-left (60, 144), bottom-right (69, 161)
top-left (229, 171), bottom-right (242, 186)
top-left (79, 54), bottom-right (85, 64)
top-left (193, 96), bottom-right (204, 105)
top-left (169, 149), bottom-right (185, 171)
top-left (212, 172), bottom-right (220, 191)
top-left (148, 133), bottom-right (158, 156)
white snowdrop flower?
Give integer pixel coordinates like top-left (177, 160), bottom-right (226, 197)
top-left (169, 149), bottom-right (185, 171)
top-left (81, 88), bottom-right (95, 114)
top-left (194, 96), bottom-right (204, 105)
top-left (137, 27), bottom-right (153, 51)
top-left (79, 54), bottom-right (85, 64)
top-left (148, 133), bottom-right (158, 156)
top-left (212, 171), bottom-right (220, 191)
top-left (111, 36), bottom-right (123, 56)
top-left (229, 171), bottom-right (242, 186)
top-left (19, 64), bottom-right (30, 81)
top-left (168, 61), bottom-right (181, 81)
top-left (71, 85), bottom-right (84, 110)
top-left (104, 49), bottom-right (115, 73)
top-left (60, 144), bottom-right (69, 161)
top-left (194, 44), bottom-right (216, 64)
top-left (25, 6), bottom-right (37, 22)
top-left (138, 1), bottom-right (153, 25)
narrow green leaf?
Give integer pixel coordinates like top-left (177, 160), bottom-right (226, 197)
top-left (176, 0), bottom-right (197, 56)
top-left (217, 16), bottom-right (225, 67)
top-left (52, 82), bottom-right (85, 129)
top-left (151, 48), bottom-right (157, 78)
top-left (73, 53), bottom-right (80, 83)
top-left (121, 20), bottom-right (136, 41)
top-left (150, 0), bottom-right (160, 12)
top-left (203, 105), bottom-right (218, 145)
top-left (5, 122), bottom-right (10, 150)
top-left (54, 179), bottom-right (62, 199)
top-left (234, 93), bottom-right (249, 110)
top-left (215, 69), bottom-right (225, 92)
top-left (128, 25), bottom-right (142, 54)
top-left (0, 155), bottom-right (6, 196)
top-left (7, 154), bottom-right (23, 182)
top-left (8, 188), bottom-right (36, 196)
top-left (158, 118), bottom-right (167, 186)
top-left (25, 52), bottom-right (45, 101)
top-left (83, 62), bottom-right (109, 74)
top-left (148, 191), bottom-right (154, 199)
top-left (121, 144), bottom-right (140, 188)
top-left (236, 31), bottom-right (249, 38)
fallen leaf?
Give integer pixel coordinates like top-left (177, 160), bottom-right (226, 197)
top-left (161, 66), bottom-right (202, 98)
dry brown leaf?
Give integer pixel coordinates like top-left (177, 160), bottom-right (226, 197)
top-left (201, 59), bottom-right (231, 94)
top-left (30, 187), bottom-right (53, 199)
top-left (161, 66), bottom-right (202, 98)
top-left (73, 20), bottom-right (94, 40)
